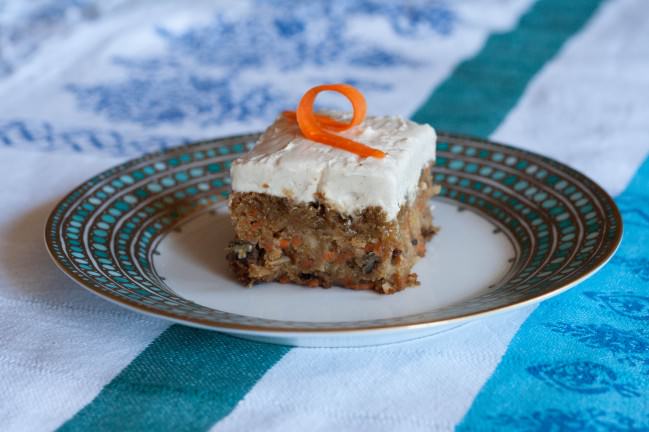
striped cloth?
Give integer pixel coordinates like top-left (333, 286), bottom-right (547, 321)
top-left (1, 0), bottom-right (648, 430)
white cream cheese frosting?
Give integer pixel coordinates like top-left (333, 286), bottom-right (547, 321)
top-left (230, 113), bottom-right (436, 220)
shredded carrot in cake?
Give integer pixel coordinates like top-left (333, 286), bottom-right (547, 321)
top-left (283, 84), bottom-right (386, 159)
top-left (322, 250), bottom-right (336, 262)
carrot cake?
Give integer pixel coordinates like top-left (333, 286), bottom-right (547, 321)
top-left (226, 84), bottom-right (439, 294)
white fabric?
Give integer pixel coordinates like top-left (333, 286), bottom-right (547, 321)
top-left (215, 0), bottom-right (649, 430)
top-left (0, 0), bottom-right (647, 431)
top-left (215, 309), bottom-right (532, 432)
top-left (0, 0), bottom-right (533, 149)
top-left (0, 149), bottom-right (169, 431)
top-left (494, 0), bottom-right (649, 196)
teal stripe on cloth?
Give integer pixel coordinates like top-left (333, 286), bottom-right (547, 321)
top-left (59, 1), bottom-right (603, 431)
top-left (412, 0), bottom-right (604, 137)
top-left (58, 326), bottom-right (290, 431)
top-left (458, 157), bottom-right (649, 431)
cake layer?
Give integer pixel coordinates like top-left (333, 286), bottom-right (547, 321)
top-left (231, 113), bottom-right (436, 220)
top-left (227, 163), bottom-right (439, 294)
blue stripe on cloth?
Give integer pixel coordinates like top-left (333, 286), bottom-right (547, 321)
top-left (58, 326), bottom-right (290, 432)
top-left (458, 157), bottom-right (649, 430)
top-left (412, 0), bottom-right (605, 138)
top-left (58, 1), bottom-right (604, 430)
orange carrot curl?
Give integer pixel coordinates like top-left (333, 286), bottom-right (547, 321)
top-left (283, 84), bottom-right (385, 159)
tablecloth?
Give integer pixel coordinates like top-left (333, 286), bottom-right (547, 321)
top-left (1, 0), bottom-right (648, 430)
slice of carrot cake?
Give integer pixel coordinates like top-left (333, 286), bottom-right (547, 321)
top-left (226, 84), bottom-right (439, 294)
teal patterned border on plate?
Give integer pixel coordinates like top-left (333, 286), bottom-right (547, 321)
top-left (45, 133), bottom-right (622, 332)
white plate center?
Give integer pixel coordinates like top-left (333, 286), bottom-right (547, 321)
top-left (155, 200), bottom-right (514, 322)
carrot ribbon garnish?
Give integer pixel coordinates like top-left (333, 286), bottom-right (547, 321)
top-left (283, 84), bottom-right (386, 159)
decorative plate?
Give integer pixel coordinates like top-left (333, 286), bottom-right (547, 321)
top-left (45, 133), bottom-right (622, 347)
